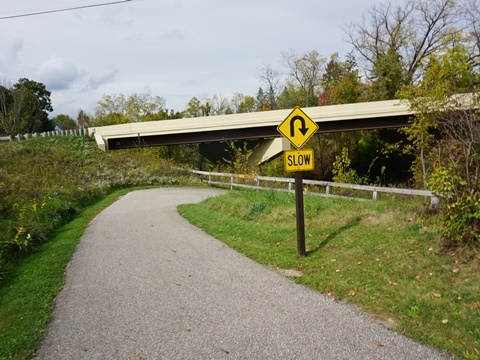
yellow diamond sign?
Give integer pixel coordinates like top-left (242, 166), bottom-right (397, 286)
top-left (277, 106), bottom-right (319, 149)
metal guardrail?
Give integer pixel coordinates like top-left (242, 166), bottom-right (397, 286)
top-left (0, 129), bottom-right (87, 141)
top-left (191, 170), bottom-right (439, 205)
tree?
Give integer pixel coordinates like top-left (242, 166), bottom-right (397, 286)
top-left (93, 93), bottom-right (167, 126)
top-left (398, 33), bottom-right (480, 246)
top-left (344, 0), bottom-right (462, 99)
top-left (257, 64), bottom-right (282, 110)
top-left (205, 94), bottom-right (229, 115)
top-left (77, 109), bottom-right (91, 129)
top-left (281, 49), bottom-right (326, 107)
top-left (0, 79), bottom-right (53, 136)
top-left (277, 83), bottom-right (309, 109)
top-left (183, 97), bottom-right (203, 118)
top-left (465, 0), bottom-right (480, 71)
top-left (255, 87), bottom-right (268, 111)
top-left (398, 34), bottom-right (480, 187)
top-left (370, 46), bottom-right (404, 100)
top-left (0, 84), bottom-right (21, 136)
top-left (320, 53), bottom-right (363, 105)
top-left (52, 114), bottom-right (76, 131)
top-left (427, 92), bottom-right (480, 246)
top-left (230, 93), bottom-right (256, 114)
top-left (14, 78), bottom-right (54, 132)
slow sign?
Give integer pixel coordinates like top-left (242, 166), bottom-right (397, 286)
top-left (284, 149), bottom-right (314, 172)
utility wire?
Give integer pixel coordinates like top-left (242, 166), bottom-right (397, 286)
top-left (0, 0), bottom-right (133, 20)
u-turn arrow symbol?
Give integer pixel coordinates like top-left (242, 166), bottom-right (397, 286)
top-left (290, 115), bottom-right (309, 137)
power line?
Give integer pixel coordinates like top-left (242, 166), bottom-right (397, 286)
top-left (0, 0), bottom-right (133, 20)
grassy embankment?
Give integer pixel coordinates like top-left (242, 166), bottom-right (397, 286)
top-left (179, 190), bottom-right (480, 359)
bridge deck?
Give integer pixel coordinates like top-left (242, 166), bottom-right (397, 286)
top-left (90, 99), bottom-right (412, 151)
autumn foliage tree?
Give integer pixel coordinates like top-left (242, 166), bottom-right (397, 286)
top-left (344, 0), bottom-right (463, 99)
top-left (93, 93), bottom-right (169, 126)
top-left (399, 32), bottom-right (480, 247)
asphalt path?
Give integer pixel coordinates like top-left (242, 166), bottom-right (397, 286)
top-left (36, 188), bottom-right (452, 359)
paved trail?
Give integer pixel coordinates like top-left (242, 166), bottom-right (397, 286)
top-left (36, 188), bottom-right (451, 359)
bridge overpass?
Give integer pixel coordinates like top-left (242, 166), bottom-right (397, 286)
top-left (89, 99), bottom-right (413, 164)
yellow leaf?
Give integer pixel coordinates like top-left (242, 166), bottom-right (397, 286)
top-left (433, 293), bottom-right (442, 298)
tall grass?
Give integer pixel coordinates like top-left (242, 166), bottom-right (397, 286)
top-left (0, 136), bottom-right (199, 280)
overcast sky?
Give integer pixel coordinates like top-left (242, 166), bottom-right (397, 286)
top-left (0, 0), bottom-right (377, 118)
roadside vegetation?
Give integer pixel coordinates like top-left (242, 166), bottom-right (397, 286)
top-left (179, 190), bottom-right (480, 359)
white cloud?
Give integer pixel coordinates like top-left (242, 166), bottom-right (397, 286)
top-left (159, 29), bottom-right (188, 42)
top-left (0, 0), bottom-right (378, 116)
top-left (37, 57), bottom-right (82, 91)
top-left (0, 39), bottom-right (24, 79)
top-left (85, 69), bottom-right (120, 91)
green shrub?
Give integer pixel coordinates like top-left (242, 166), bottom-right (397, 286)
top-left (428, 165), bottom-right (480, 247)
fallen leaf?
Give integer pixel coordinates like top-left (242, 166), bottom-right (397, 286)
top-left (457, 296), bottom-right (462, 301)
top-left (370, 340), bottom-right (384, 347)
top-left (415, 275), bottom-right (422, 280)
top-left (348, 288), bottom-right (357, 297)
top-left (331, 259), bottom-right (336, 262)
top-left (450, 278), bottom-right (455, 283)
top-left (389, 281), bottom-right (398, 286)
top-left (335, 269), bottom-right (340, 273)
top-left (433, 293), bottom-right (442, 298)
top-left (428, 247), bottom-right (433, 251)
top-left (442, 319), bottom-right (449, 324)
top-left (474, 303), bottom-right (480, 310)
top-left (357, 262), bottom-right (363, 265)
top-left (453, 268), bottom-right (460, 273)
top-left (216, 347), bottom-right (230, 354)
top-left (413, 240), bottom-right (420, 245)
